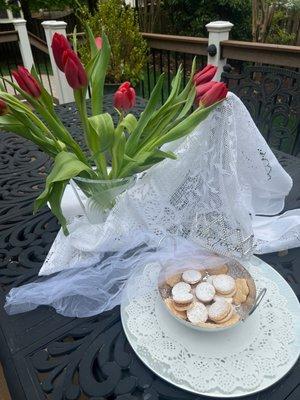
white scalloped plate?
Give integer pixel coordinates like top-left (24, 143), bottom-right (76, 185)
top-left (121, 256), bottom-right (300, 398)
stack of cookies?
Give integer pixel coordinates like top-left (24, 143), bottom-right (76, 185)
top-left (161, 265), bottom-right (250, 329)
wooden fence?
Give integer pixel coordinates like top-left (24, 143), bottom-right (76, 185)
top-left (0, 25), bottom-right (299, 102)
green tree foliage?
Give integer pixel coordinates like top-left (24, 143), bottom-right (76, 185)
top-left (163, 0), bottom-right (252, 40)
top-left (77, 0), bottom-right (148, 85)
top-left (0, 0), bottom-right (75, 13)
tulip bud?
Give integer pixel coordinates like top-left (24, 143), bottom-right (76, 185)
top-left (51, 32), bottom-right (71, 71)
top-left (95, 36), bottom-right (102, 50)
top-left (12, 66), bottom-right (41, 98)
top-left (114, 82), bottom-right (136, 111)
top-left (199, 82), bottom-right (228, 108)
top-left (62, 49), bottom-right (88, 90)
top-left (193, 64), bottom-right (217, 86)
top-left (0, 99), bottom-right (8, 115)
top-left (195, 81), bottom-right (217, 104)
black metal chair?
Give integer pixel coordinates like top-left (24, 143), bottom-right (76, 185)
top-left (221, 65), bottom-right (300, 156)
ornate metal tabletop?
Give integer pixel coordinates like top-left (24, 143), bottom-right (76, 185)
top-left (0, 96), bottom-right (299, 400)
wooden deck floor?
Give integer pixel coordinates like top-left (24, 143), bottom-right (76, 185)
top-left (0, 364), bottom-right (11, 400)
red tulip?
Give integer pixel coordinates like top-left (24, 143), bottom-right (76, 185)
top-left (195, 81), bottom-right (217, 104)
top-left (51, 32), bottom-right (71, 71)
top-left (12, 66), bottom-right (41, 98)
top-left (0, 99), bottom-right (8, 115)
top-left (199, 82), bottom-right (228, 108)
top-left (62, 49), bottom-right (88, 90)
top-left (95, 36), bottom-right (102, 50)
top-left (193, 64), bottom-right (217, 86)
top-left (114, 82), bottom-right (136, 111)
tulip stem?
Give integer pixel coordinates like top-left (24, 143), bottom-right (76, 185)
top-left (74, 89), bottom-right (108, 178)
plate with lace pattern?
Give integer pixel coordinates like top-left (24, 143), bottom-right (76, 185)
top-left (121, 256), bottom-right (300, 397)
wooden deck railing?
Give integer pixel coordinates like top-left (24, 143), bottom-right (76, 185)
top-left (28, 32), bottom-right (48, 54)
top-left (0, 30), bottom-right (19, 43)
top-left (141, 33), bottom-right (208, 55)
top-left (221, 40), bottom-right (300, 68)
top-left (141, 32), bottom-right (300, 69)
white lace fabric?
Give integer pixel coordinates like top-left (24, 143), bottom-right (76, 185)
top-left (4, 92), bottom-right (300, 318)
top-left (124, 261), bottom-right (296, 394)
top-left (39, 92), bottom-right (299, 277)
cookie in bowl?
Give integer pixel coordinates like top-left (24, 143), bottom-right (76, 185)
top-left (158, 261), bottom-right (259, 331)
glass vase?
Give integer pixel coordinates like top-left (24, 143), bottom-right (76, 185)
top-left (71, 175), bottom-right (136, 224)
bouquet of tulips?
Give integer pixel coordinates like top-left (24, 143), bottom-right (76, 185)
top-left (0, 26), bottom-right (228, 234)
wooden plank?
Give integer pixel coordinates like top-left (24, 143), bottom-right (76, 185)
top-left (141, 33), bottom-right (208, 55)
top-left (0, 31), bottom-right (18, 44)
top-left (221, 40), bottom-right (300, 68)
top-left (28, 32), bottom-right (49, 54)
top-left (0, 364), bottom-right (11, 400)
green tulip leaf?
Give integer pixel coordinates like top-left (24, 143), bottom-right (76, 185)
top-left (119, 113), bottom-right (138, 134)
top-left (125, 73), bottom-right (165, 155)
top-left (90, 30), bottom-right (110, 116)
top-left (84, 22), bottom-right (98, 58)
top-left (111, 130), bottom-right (126, 178)
top-left (30, 66), bottom-right (55, 114)
top-left (47, 181), bottom-right (68, 235)
top-left (88, 112), bottom-right (115, 152)
top-left (34, 151), bottom-right (93, 213)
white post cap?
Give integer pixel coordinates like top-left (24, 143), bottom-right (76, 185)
top-left (11, 18), bottom-right (27, 25)
top-left (206, 21), bottom-right (234, 33)
top-left (42, 20), bottom-right (68, 28)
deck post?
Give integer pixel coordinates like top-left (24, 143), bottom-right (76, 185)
top-left (42, 20), bottom-right (74, 104)
top-left (12, 19), bottom-right (34, 70)
top-left (206, 21), bottom-right (233, 80)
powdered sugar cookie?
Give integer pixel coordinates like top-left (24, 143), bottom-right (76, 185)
top-left (233, 278), bottom-right (249, 305)
top-left (195, 282), bottom-right (215, 303)
top-left (182, 269), bottom-right (202, 284)
top-left (213, 295), bottom-right (233, 304)
top-left (187, 302), bottom-right (208, 324)
top-left (220, 286), bottom-right (237, 298)
top-left (207, 264), bottom-right (228, 275)
top-left (172, 282), bottom-right (191, 296)
top-left (165, 273), bottom-right (182, 287)
top-left (208, 299), bottom-right (230, 322)
top-left (173, 300), bottom-right (194, 312)
top-left (172, 291), bottom-right (194, 304)
top-left (213, 274), bottom-right (236, 295)
top-left (236, 278), bottom-right (249, 295)
top-left (219, 312), bottom-right (240, 327)
top-left (164, 298), bottom-right (187, 320)
top-left (233, 288), bottom-right (247, 305)
top-left (215, 304), bottom-right (234, 324)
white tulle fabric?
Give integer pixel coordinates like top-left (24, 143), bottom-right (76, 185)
top-left (124, 261), bottom-right (296, 394)
top-left (4, 92), bottom-right (300, 317)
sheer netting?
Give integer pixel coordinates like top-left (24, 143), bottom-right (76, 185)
top-left (5, 93), bottom-right (300, 317)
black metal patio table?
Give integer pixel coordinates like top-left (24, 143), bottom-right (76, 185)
top-left (0, 96), bottom-right (300, 400)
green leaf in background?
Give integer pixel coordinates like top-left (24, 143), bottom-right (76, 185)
top-left (71, 25), bottom-right (78, 53)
